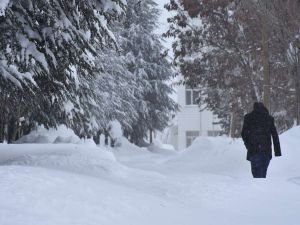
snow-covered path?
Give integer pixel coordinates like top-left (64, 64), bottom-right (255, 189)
top-left (0, 128), bottom-right (300, 225)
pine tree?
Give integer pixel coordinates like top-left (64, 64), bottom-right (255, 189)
top-left (0, 0), bottom-right (178, 144)
top-left (119, 0), bottom-right (178, 145)
top-left (0, 0), bottom-right (126, 142)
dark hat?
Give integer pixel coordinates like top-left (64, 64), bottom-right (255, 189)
top-left (253, 102), bottom-right (269, 114)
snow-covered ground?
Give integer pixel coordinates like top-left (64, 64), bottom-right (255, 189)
top-left (0, 126), bottom-right (300, 225)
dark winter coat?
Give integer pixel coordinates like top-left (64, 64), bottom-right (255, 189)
top-left (241, 104), bottom-right (281, 161)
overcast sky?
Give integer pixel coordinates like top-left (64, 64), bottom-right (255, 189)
top-left (155, 0), bottom-right (178, 101)
top-left (154, 0), bottom-right (173, 52)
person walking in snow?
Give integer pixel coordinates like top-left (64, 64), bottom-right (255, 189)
top-left (241, 102), bottom-right (281, 178)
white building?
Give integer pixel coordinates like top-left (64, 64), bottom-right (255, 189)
top-left (166, 84), bottom-right (222, 150)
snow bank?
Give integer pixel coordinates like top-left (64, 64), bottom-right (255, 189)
top-left (0, 144), bottom-right (129, 179)
top-left (148, 144), bottom-right (177, 155)
top-left (164, 126), bottom-right (300, 178)
top-left (164, 136), bottom-right (248, 176)
top-left (113, 137), bottom-right (150, 156)
top-left (53, 135), bottom-right (80, 144)
top-left (268, 126), bottom-right (300, 177)
top-left (151, 138), bottom-right (176, 152)
top-left (1, 126), bottom-right (300, 225)
top-left (10, 124), bottom-right (300, 179)
top-left (15, 125), bottom-right (85, 144)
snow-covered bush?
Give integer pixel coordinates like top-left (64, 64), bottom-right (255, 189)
top-left (107, 120), bottom-right (123, 147)
top-left (15, 125), bottom-right (81, 144)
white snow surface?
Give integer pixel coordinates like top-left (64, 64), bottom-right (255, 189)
top-left (15, 125), bottom-right (95, 146)
top-left (108, 120), bottom-right (123, 139)
top-left (1, 126), bottom-right (300, 225)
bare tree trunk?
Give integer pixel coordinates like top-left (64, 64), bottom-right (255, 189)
top-left (4, 124), bottom-right (8, 143)
top-left (11, 123), bottom-right (20, 143)
top-left (1, 90), bottom-right (8, 143)
top-left (149, 129), bottom-right (153, 144)
top-left (0, 100), bottom-right (3, 143)
top-left (9, 95), bottom-right (24, 143)
top-left (262, 0), bottom-right (271, 111)
top-left (0, 113), bottom-right (3, 143)
top-left (104, 129), bottom-right (109, 146)
top-left (229, 112), bottom-right (236, 138)
top-left (296, 42), bottom-right (300, 125)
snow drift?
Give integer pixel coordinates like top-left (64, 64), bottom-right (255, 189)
top-left (15, 125), bottom-right (95, 146)
top-left (0, 126), bottom-right (300, 225)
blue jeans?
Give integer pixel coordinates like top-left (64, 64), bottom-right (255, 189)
top-left (250, 153), bottom-right (270, 178)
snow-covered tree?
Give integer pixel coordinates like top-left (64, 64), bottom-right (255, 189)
top-left (0, 0), bottom-right (178, 144)
top-left (0, 0), bottom-right (126, 142)
top-left (94, 48), bottom-right (140, 133)
top-left (119, 0), bottom-right (178, 145)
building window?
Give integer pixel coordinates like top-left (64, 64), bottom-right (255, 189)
top-left (185, 87), bottom-right (200, 105)
top-left (186, 130), bottom-right (200, 147)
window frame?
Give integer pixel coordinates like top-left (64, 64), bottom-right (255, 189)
top-left (186, 130), bottom-right (200, 147)
top-left (185, 86), bottom-right (200, 106)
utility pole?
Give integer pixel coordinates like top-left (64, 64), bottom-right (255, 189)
top-left (261, 0), bottom-right (271, 111)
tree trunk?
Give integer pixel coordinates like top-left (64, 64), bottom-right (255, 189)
top-left (262, 1), bottom-right (271, 111)
top-left (296, 44), bottom-right (300, 125)
top-left (104, 129), bottom-right (109, 146)
top-left (229, 112), bottom-right (236, 138)
top-left (0, 110), bottom-right (3, 143)
top-left (10, 122), bottom-right (20, 143)
top-left (149, 129), bottom-right (153, 144)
